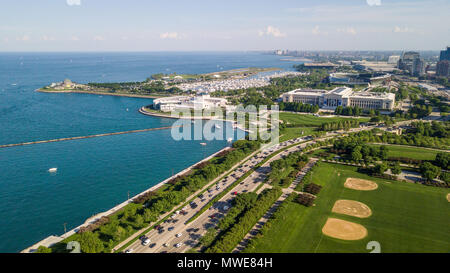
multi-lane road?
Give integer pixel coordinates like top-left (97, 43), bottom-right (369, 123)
top-left (125, 120), bottom-right (418, 253)
top-left (124, 136), bottom-right (311, 253)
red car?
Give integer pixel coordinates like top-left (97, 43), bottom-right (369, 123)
top-left (210, 213), bottom-right (217, 219)
top-left (232, 192), bottom-right (238, 196)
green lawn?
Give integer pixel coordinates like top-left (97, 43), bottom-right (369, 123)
top-left (248, 162), bottom-right (450, 253)
top-left (280, 127), bottom-right (316, 142)
top-left (369, 144), bottom-right (445, 161)
top-left (280, 112), bottom-right (369, 127)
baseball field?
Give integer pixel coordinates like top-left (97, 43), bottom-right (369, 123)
top-left (246, 162), bottom-right (450, 253)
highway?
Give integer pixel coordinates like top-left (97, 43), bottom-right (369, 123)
top-left (124, 120), bottom-right (419, 253)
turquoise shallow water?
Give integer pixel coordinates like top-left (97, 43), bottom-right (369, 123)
top-left (0, 52), bottom-right (294, 252)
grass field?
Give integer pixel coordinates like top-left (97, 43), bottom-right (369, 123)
top-left (248, 162), bottom-right (450, 253)
top-left (280, 112), bottom-right (369, 127)
top-left (280, 127), bottom-right (316, 142)
top-left (369, 144), bottom-right (445, 161)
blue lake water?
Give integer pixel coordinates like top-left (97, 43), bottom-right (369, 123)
top-left (0, 52), bottom-right (295, 252)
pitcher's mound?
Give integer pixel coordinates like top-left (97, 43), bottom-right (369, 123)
top-left (332, 200), bottom-right (372, 218)
top-left (322, 218), bottom-right (368, 241)
top-left (344, 178), bottom-right (378, 191)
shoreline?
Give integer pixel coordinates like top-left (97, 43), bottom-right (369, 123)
top-left (36, 88), bottom-right (167, 99)
top-left (22, 145), bottom-right (232, 253)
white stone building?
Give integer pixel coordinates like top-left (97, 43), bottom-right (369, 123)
top-left (153, 95), bottom-right (228, 112)
top-left (281, 87), bottom-right (395, 110)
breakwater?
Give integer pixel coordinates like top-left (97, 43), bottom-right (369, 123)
top-left (0, 125), bottom-right (183, 149)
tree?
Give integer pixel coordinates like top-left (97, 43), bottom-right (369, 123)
top-left (373, 162), bottom-right (388, 174)
top-left (379, 146), bottom-right (388, 160)
top-left (435, 152), bottom-right (450, 170)
top-left (351, 150), bottom-right (363, 161)
top-left (440, 172), bottom-right (450, 183)
top-left (35, 246), bottom-right (52, 253)
top-left (113, 226), bottom-right (125, 242)
top-left (419, 162), bottom-right (441, 182)
top-left (143, 208), bottom-right (158, 223)
top-left (79, 231), bottom-right (104, 253)
top-left (391, 162), bottom-right (402, 175)
top-left (134, 214), bottom-right (144, 227)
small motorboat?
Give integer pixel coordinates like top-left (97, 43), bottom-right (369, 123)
top-left (200, 143), bottom-right (207, 146)
top-left (227, 138), bottom-right (233, 143)
top-left (48, 168), bottom-right (58, 173)
top-left (214, 124), bottom-right (221, 129)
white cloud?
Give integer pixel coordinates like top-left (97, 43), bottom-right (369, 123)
top-left (17, 35), bottom-right (30, 41)
top-left (93, 36), bottom-right (105, 41)
top-left (312, 25), bottom-right (328, 35)
top-left (393, 26), bottom-right (414, 33)
top-left (337, 27), bottom-right (357, 35)
top-left (258, 26), bottom-right (286, 38)
top-left (160, 32), bottom-right (183, 39)
top-left (366, 0), bottom-right (381, 6)
top-left (41, 35), bottom-right (56, 41)
top-left (66, 0), bottom-right (81, 6)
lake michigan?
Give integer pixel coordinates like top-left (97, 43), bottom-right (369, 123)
top-left (0, 51), bottom-right (294, 252)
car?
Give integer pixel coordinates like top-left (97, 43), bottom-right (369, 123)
top-left (149, 243), bottom-right (156, 248)
top-left (176, 233), bottom-right (182, 238)
top-left (168, 227), bottom-right (174, 231)
top-left (142, 238), bottom-right (151, 246)
top-left (232, 192), bottom-right (238, 196)
top-left (175, 243), bottom-right (182, 248)
top-left (210, 213), bottom-right (217, 219)
top-left (163, 243), bottom-right (169, 247)
top-left (155, 225), bottom-right (162, 230)
top-left (139, 235), bottom-right (146, 240)
top-left (223, 206), bottom-right (229, 211)
top-left (125, 249), bottom-right (133, 253)
top-left (194, 228), bottom-right (200, 233)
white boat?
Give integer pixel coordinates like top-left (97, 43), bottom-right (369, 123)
top-left (48, 168), bottom-right (58, 173)
top-left (227, 138), bottom-right (233, 143)
top-left (215, 124), bottom-right (221, 129)
top-left (200, 143), bottom-right (207, 146)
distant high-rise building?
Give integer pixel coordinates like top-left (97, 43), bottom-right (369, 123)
top-left (388, 55), bottom-right (400, 65)
top-left (439, 46), bottom-right (450, 61)
top-left (436, 60), bottom-right (450, 77)
top-left (412, 58), bottom-right (425, 76)
top-left (398, 51), bottom-right (425, 76)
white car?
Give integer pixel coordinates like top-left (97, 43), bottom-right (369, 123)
top-left (125, 249), bottom-right (133, 253)
top-left (176, 233), bottom-right (182, 238)
top-left (223, 206), bottom-right (229, 211)
top-left (142, 238), bottom-right (151, 246)
top-left (175, 243), bottom-right (182, 248)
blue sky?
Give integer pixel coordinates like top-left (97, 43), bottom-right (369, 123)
top-left (0, 0), bottom-right (449, 51)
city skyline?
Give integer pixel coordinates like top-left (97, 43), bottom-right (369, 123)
top-left (0, 0), bottom-right (449, 52)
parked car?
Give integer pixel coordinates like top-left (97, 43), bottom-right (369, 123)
top-left (176, 233), bottom-right (182, 238)
top-left (125, 249), bottom-right (133, 253)
top-left (175, 243), bottom-right (182, 248)
top-left (149, 243), bottom-right (156, 248)
top-left (168, 227), bottom-right (174, 231)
